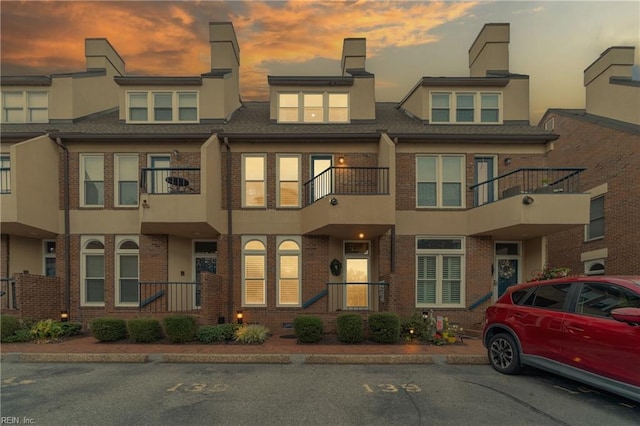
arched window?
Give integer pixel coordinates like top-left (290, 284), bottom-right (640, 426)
top-left (277, 237), bottom-right (301, 307)
top-left (585, 260), bottom-right (605, 276)
top-left (116, 236), bottom-right (139, 306)
top-left (242, 236), bottom-right (266, 306)
top-left (81, 236), bottom-right (105, 306)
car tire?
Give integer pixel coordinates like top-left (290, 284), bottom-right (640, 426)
top-left (487, 333), bottom-right (523, 375)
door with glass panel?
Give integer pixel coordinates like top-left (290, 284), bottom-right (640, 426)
top-left (495, 242), bottom-right (521, 297)
top-left (344, 242), bottom-right (369, 309)
top-left (194, 241), bottom-right (217, 308)
top-left (310, 155), bottom-right (332, 203)
top-left (149, 155), bottom-right (170, 194)
top-left (474, 156), bottom-right (495, 205)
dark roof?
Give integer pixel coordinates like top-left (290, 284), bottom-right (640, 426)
top-left (0, 102), bottom-right (556, 142)
top-left (267, 76), bottom-right (354, 86)
top-left (1, 75), bottom-right (52, 86)
top-left (610, 76), bottom-right (640, 87)
top-left (542, 109), bottom-right (640, 136)
top-left (114, 76), bottom-right (203, 86)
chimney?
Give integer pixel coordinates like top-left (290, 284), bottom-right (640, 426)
top-left (583, 46), bottom-right (634, 87)
top-left (85, 38), bottom-right (125, 75)
top-left (341, 38), bottom-right (366, 76)
top-left (209, 22), bottom-right (240, 71)
top-left (468, 23), bottom-right (510, 77)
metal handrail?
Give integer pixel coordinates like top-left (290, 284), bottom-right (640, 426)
top-left (303, 166), bottom-right (389, 206)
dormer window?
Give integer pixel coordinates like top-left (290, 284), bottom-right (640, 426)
top-left (1, 91), bottom-right (48, 123)
top-left (277, 92), bottom-right (349, 123)
top-left (430, 91), bottom-right (501, 124)
top-left (127, 91), bottom-right (198, 123)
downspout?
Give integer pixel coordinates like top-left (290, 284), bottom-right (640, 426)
top-left (53, 137), bottom-right (71, 319)
top-left (223, 137), bottom-right (234, 323)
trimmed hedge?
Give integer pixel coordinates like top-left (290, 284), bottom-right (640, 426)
top-left (293, 315), bottom-right (323, 343)
top-left (196, 325), bottom-right (226, 343)
top-left (337, 313), bottom-right (364, 343)
top-left (1, 315), bottom-right (21, 340)
top-left (368, 313), bottom-right (400, 344)
top-left (60, 322), bottom-right (83, 337)
top-left (127, 318), bottom-right (162, 343)
top-left (163, 315), bottom-right (197, 343)
top-left (90, 317), bottom-right (127, 342)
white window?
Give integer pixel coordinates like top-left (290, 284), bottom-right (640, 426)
top-left (115, 236), bottom-right (139, 307)
top-left (81, 236), bottom-right (105, 306)
top-left (43, 240), bottom-right (56, 277)
top-left (416, 237), bottom-right (465, 308)
top-left (416, 155), bottom-right (464, 208)
top-left (127, 91), bottom-right (198, 123)
top-left (585, 259), bottom-right (605, 276)
top-left (243, 154), bottom-right (266, 207)
top-left (0, 154), bottom-right (10, 194)
top-left (242, 236), bottom-right (266, 306)
top-left (277, 92), bottom-right (349, 123)
top-left (430, 91), bottom-right (501, 124)
top-left (586, 196), bottom-right (605, 240)
top-left (277, 237), bottom-right (301, 307)
top-left (1, 91), bottom-right (48, 123)
top-left (80, 154), bottom-right (104, 207)
top-left (277, 155), bottom-right (300, 207)
top-left (115, 154), bottom-right (139, 207)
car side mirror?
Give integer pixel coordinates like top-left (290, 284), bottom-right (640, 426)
top-left (611, 307), bottom-right (640, 326)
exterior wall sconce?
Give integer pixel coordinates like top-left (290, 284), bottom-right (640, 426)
top-left (142, 199), bottom-right (150, 208)
top-left (358, 233), bottom-right (364, 239)
top-left (172, 149), bottom-right (179, 159)
top-left (504, 157), bottom-right (512, 166)
top-left (60, 311), bottom-right (69, 322)
top-left (236, 310), bottom-right (243, 325)
top-left (338, 156), bottom-right (345, 165)
top-left (522, 195), bottom-right (534, 205)
top-left (330, 197), bottom-right (338, 206)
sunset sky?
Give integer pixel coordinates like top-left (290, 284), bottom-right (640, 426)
top-left (1, 1), bottom-right (638, 124)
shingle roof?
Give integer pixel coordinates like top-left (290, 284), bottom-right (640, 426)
top-left (1, 102), bottom-right (556, 142)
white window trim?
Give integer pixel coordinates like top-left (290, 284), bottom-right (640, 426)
top-left (585, 194), bottom-right (605, 242)
top-left (277, 92), bottom-right (350, 124)
top-left (276, 154), bottom-right (301, 208)
top-left (584, 259), bottom-right (605, 276)
top-left (114, 154), bottom-right (139, 207)
top-left (242, 154), bottom-right (267, 208)
top-left (80, 235), bottom-right (105, 307)
top-left (1, 91), bottom-right (49, 123)
top-left (242, 235), bottom-right (267, 307)
top-left (115, 236), bottom-right (139, 307)
top-left (415, 236), bottom-right (466, 308)
top-left (80, 154), bottom-right (104, 208)
top-left (277, 236), bottom-right (302, 307)
top-left (126, 91), bottom-right (199, 124)
top-left (429, 91), bottom-right (502, 124)
top-left (416, 154), bottom-right (466, 208)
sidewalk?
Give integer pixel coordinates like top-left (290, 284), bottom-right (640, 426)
top-left (0, 334), bottom-right (488, 365)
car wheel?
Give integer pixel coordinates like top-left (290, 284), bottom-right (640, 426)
top-left (487, 333), bottom-right (523, 375)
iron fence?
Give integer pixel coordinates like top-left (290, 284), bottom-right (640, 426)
top-left (303, 167), bottom-right (389, 206)
top-left (0, 278), bottom-right (17, 310)
top-left (138, 282), bottom-right (201, 313)
top-left (140, 167), bottom-right (201, 194)
top-left (325, 281), bottom-right (389, 312)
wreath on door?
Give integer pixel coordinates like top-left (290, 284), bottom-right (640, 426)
top-left (330, 259), bottom-right (342, 276)
top-left (498, 259), bottom-right (515, 279)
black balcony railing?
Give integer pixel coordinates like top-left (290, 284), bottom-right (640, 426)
top-left (325, 281), bottom-right (389, 312)
top-left (469, 167), bottom-right (586, 207)
top-left (0, 167), bottom-right (10, 194)
top-left (0, 278), bottom-right (18, 310)
top-left (303, 167), bottom-right (389, 206)
top-left (140, 167), bottom-right (201, 194)
top-left (138, 281), bottom-right (201, 313)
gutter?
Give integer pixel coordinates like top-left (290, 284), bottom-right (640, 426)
top-left (52, 137), bottom-right (71, 319)
top-left (223, 137), bottom-right (234, 323)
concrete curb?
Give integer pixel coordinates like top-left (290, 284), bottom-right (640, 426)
top-left (304, 354), bottom-right (434, 364)
top-left (17, 353), bottom-right (149, 363)
top-left (161, 354), bottom-right (291, 364)
top-left (446, 354), bottom-right (489, 365)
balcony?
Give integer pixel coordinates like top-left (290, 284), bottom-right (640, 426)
top-left (468, 168), bottom-right (590, 239)
top-left (301, 167), bottom-right (394, 239)
top-left (139, 167), bottom-right (222, 238)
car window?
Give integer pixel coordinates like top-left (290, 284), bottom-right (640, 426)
top-left (520, 283), bottom-right (571, 310)
top-left (576, 282), bottom-right (640, 318)
top-left (511, 289), bottom-right (529, 304)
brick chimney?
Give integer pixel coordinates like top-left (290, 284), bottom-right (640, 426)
top-left (341, 38), bottom-right (366, 76)
top-left (468, 23), bottom-right (510, 77)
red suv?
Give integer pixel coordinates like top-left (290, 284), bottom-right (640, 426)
top-left (482, 276), bottom-right (640, 402)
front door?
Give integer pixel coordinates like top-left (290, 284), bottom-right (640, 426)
top-left (194, 241), bottom-right (217, 307)
top-left (474, 156), bottom-right (496, 205)
top-left (495, 242), bottom-right (521, 297)
top-left (344, 241), bottom-right (369, 309)
top-left (149, 155), bottom-right (171, 194)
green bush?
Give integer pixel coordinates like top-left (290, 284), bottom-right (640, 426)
top-left (31, 319), bottom-right (64, 343)
top-left (400, 313), bottom-right (431, 341)
top-left (90, 317), bottom-right (127, 342)
top-left (0, 315), bottom-right (21, 340)
top-left (368, 313), bottom-right (400, 344)
top-left (3, 328), bottom-right (33, 343)
top-left (337, 313), bottom-right (364, 343)
top-left (293, 315), bottom-right (324, 343)
top-left (60, 322), bottom-right (83, 337)
top-left (127, 318), bottom-right (162, 343)
top-left (163, 315), bottom-right (197, 344)
top-left (196, 325), bottom-right (226, 344)
top-left (218, 323), bottom-right (238, 341)
top-left (234, 324), bottom-right (270, 344)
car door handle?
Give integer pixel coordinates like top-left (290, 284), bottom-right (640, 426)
top-left (566, 325), bottom-right (584, 333)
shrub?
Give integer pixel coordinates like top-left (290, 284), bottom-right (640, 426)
top-left (60, 322), bottom-right (83, 337)
top-left (90, 317), bottom-right (127, 342)
top-left (31, 319), bottom-right (64, 343)
top-left (196, 325), bottom-right (226, 344)
top-left (337, 313), bottom-right (364, 343)
top-left (368, 313), bottom-right (400, 344)
top-left (400, 313), bottom-right (431, 342)
top-left (1, 315), bottom-right (21, 340)
top-left (218, 323), bottom-right (238, 341)
top-left (127, 318), bottom-right (162, 343)
top-left (293, 316), bottom-right (324, 343)
top-left (234, 324), bottom-right (270, 344)
top-left (163, 315), bottom-right (197, 344)
top-left (3, 328), bottom-right (33, 343)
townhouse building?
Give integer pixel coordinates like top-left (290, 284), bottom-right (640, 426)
top-left (1, 22), bottom-right (591, 333)
top-left (540, 47), bottom-right (640, 276)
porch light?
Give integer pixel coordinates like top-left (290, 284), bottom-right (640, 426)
top-left (236, 310), bottom-right (243, 325)
top-left (172, 148), bottom-right (179, 159)
top-left (60, 311), bottom-right (69, 322)
top-left (522, 195), bottom-right (534, 205)
top-left (338, 156), bottom-right (345, 165)
top-left (504, 157), bottom-right (512, 166)
top-left (358, 233), bottom-right (364, 239)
